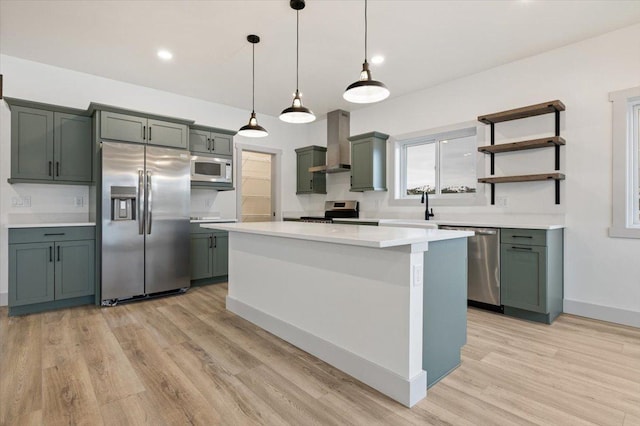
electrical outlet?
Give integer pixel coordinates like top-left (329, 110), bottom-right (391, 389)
top-left (205, 199), bottom-right (213, 208)
top-left (496, 196), bottom-right (508, 207)
top-left (11, 196), bottom-right (30, 207)
top-left (74, 196), bottom-right (84, 207)
top-left (413, 264), bottom-right (423, 287)
top-left (23, 196), bottom-right (31, 207)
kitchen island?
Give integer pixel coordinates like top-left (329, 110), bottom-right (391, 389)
top-left (201, 222), bottom-right (472, 407)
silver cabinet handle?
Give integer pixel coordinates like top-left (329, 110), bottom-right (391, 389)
top-left (146, 171), bottom-right (152, 234)
top-left (138, 170), bottom-right (145, 235)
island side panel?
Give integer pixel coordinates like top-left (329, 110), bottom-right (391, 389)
top-left (423, 238), bottom-right (468, 387)
top-left (225, 231), bottom-right (427, 407)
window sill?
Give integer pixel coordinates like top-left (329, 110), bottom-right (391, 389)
top-left (609, 227), bottom-right (640, 239)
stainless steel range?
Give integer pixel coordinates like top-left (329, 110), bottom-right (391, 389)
top-left (300, 200), bottom-right (359, 223)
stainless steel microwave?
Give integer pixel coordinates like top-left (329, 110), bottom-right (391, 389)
top-left (190, 155), bottom-right (232, 183)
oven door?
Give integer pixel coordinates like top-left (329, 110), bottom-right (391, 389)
top-left (190, 155), bottom-right (232, 183)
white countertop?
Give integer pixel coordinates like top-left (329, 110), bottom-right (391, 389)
top-left (201, 221), bottom-right (473, 248)
top-left (6, 222), bottom-right (96, 228)
top-left (431, 220), bottom-right (564, 230)
top-left (334, 217), bottom-right (564, 230)
top-left (190, 218), bottom-right (238, 223)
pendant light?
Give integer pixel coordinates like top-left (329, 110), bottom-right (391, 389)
top-left (279, 0), bottom-right (315, 124)
top-left (238, 35), bottom-right (268, 138)
top-left (343, 0), bottom-right (390, 104)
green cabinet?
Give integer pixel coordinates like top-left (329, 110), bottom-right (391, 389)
top-left (8, 103), bottom-right (92, 184)
top-left (348, 131), bottom-right (388, 192)
top-left (8, 227), bottom-right (96, 315)
top-left (295, 145), bottom-right (326, 194)
top-left (500, 228), bottom-right (563, 324)
top-left (100, 111), bottom-right (188, 149)
top-left (189, 126), bottom-right (235, 156)
top-left (190, 224), bottom-right (229, 283)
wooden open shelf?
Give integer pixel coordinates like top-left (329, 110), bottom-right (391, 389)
top-left (478, 173), bottom-right (565, 184)
top-left (478, 100), bottom-right (565, 124)
top-left (478, 136), bottom-right (565, 154)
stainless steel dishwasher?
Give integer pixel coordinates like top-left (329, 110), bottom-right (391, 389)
top-left (439, 226), bottom-right (501, 310)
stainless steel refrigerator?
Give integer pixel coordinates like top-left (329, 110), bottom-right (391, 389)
top-left (101, 141), bottom-right (190, 304)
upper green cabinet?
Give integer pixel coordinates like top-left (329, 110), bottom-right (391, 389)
top-left (100, 111), bottom-right (188, 149)
top-left (295, 145), bottom-right (326, 194)
top-left (500, 228), bottom-right (563, 324)
top-left (349, 132), bottom-right (389, 192)
top-left (8, 101), bottom-right (92, 184)
top-left (189, 125), bottom-right (235, 156)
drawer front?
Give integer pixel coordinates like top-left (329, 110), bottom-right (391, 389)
top-left (501, 228), bottom-right (546, 246)
top-left (9, 226), bottom-right (95, 244)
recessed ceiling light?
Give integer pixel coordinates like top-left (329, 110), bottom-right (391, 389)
top-left (371, 55), bottom-right (385, 65)
top-left (157, 49), bottom-right (173, 61)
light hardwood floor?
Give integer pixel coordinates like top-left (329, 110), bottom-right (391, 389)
top-left (1, 283), bottom-right (639, 425)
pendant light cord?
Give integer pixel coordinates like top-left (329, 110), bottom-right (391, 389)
top-left (252, 42), bottom-right (256, 112)
top-left (364, 0), bottom-right (368, 61)
top-left (296, 10), bottom-right (300, 91)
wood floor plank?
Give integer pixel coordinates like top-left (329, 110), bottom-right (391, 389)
top-left (76, 313), bottom-right (146, 405)
top-left (165, 340), bottom-right (285, 426)
top-left (0, 315), bottom-right (42, 425)
top-left (42, 358), bottom-right (103, 426)
top-left (99, 392), bottom-right (170, 426)
top-left (111, 324), bottom-right (222, 425)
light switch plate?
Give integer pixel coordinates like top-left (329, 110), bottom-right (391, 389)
top-left (413, 264), bottom-right (423, 287)
top-left (74, 196), bottom-right (84, 207)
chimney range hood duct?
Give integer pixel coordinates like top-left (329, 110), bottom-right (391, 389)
top-left (308, 110), bottom-right (351, 173)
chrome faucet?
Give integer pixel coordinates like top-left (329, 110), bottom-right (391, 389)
top-left (421, 190), bottom-right (435, 220)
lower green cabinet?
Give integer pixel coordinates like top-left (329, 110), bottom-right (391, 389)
top-left (500, 228), bottom-right (563, 324)
top-left (190, 224), bottom-right (229, 283)
top-left (8, 226), bottom-right (95, 315)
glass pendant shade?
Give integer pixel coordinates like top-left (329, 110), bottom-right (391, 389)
top-left (343, 61), bottom-right (390, 104)
top-left (238, 111), bottom-right (268, 138)
top-left (238, 34), bottom-right (268, 138)
top-left (280, 90), bottom-right (316, 123)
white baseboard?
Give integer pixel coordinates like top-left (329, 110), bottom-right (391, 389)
top-left (0, 292), bottom-right (7, 307)
top-left (226, 296), bottom-right (427, 407)
top-left (564, 299), bottom-right (640, 328)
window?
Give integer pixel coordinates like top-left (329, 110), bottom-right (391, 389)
top-left (398, 126), bottom-right (478, 200)
top-left (610, 86), bottom-right (640, 238)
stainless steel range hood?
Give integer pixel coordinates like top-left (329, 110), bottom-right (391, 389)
top-left (309, 110), bottom-right (351, 173)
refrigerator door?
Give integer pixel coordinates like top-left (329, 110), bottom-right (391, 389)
top-left (144, 145), bottom-right (191, 294)
top-left (102, 142), bottom-right (145, 300)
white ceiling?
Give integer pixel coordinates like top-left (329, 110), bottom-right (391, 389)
top-left (2, 1), bottom-right (640, 119)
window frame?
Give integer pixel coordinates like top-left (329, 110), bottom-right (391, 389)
top-left (390, 121), bottom-right (486, 207)
top-left (609, 86), bottom-right (640, 238)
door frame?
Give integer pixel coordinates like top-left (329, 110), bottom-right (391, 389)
top-left (234, 143), bottom-right (282, 222)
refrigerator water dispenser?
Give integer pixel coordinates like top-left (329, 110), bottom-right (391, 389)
top-left (110, 186), bottom-right (136, 221)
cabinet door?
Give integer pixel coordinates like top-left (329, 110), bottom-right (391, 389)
top-left (212, 234), bottom-right (229, 277)
top-left (350, 140), bottom-right (373, 191)
top-left (211, 133), bottom-right (233, 156)
top-left (148, 119), bottom-right (188, 149)
top-left (296, 151), bottom-right (313, 193)
top-left (100, 111), bottom-right (146, 144)
top-left (54, 113), bottom-right (92, 182)
top-left (190, 234), bottom-right (213, 280)
top-left (501, 245), bottom-right (547, 313)
top-left (189, 129), bottom-right (210, 154)
top-left (9, 242), bottom-right (55, 306)
top-left (54, 240), bottom-right (95, 300)
top-left (11, 106), bottom-right (54, 180)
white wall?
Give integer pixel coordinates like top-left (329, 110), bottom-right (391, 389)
top-left (307, 23), bottom-right (640, 326)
